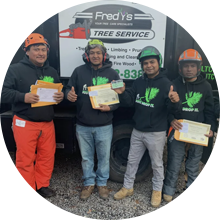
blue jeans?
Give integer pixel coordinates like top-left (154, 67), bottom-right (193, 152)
top-left (76, 124), bottom-right (113, 186)
top-left (163, 129), bottom-right (203, 196)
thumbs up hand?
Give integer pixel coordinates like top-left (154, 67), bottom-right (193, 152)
top-left (168, 85), bottom-right (180, 103)
top-left (169, 85), bottom-right (174, 93)
top-left (67, 86), bottom-right (78, 102)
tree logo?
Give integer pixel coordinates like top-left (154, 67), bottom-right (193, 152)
top-left (93, 76), bottom-right (109, 86)
top-left (144, 87), bottom-right (159, 103)
top-left (182, 92), bottom-right (202, 107)
top-left (40, 76), bottom-right (54, 83)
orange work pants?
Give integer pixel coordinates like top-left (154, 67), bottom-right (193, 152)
top-left (13, 115), bottom-right (56, 190)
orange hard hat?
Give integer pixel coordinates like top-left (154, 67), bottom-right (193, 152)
top-left (178, 49), bottom-right (202, 63)
top-left (24, 33), bottom-right (49, 50)
top-left (178, 49), bottom-right (202, 78)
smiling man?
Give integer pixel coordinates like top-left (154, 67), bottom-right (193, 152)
top-left (1, 33), bottom-right (64, 198)
top-left (112, 46), bottom-right (181, 208)
top-left (26, 44), bottom-right (48, 67)
top-left (65, 39), bottom-right (120, 200)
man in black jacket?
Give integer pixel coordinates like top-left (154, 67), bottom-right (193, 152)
top-left (65, 39), bottom-right (120, 200)
top-left (163, 49), bottom-right (215, 202)
top-left (113, 46), bottom-right (180, 207)
top-left (1, 33), bottom-right (64, 197)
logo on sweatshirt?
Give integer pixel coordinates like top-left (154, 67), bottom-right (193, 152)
top-left (93, 77), bottom-right (109, 86)
top-left (182, 92), bottom-right (202, 112)
top-left (40, 76), bottom-right (54, 83)
top-left (82, 84), bottom-right (88, 94)
top-left (135, 87), bottom-right (159, 108)
top-left (82, 77), bottom-right (109, 95)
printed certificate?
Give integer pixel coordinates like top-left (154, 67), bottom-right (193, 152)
top-left (31, 81), bottom-right (63, 107)
top-left (88, 83), bottom-right (119, 108)
top-left (174, 119), bottom-right (211, 146)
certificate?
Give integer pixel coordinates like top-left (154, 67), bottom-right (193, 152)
top-left (88, 83), bottom-right (119, 108)
top-left (37, 88), bottom-right (58, 102)
top-left (30, 82), bottom-right (63, 107)
top-left (174, 119), bottom-right (211, 146)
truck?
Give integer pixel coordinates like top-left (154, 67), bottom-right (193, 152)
top-left (0, 1), bottom-right (219, 183)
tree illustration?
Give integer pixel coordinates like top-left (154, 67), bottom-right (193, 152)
top-left (93, 77), bottom-right (109, 86)
top-left (182, 92), bottom-right (203, 107)
top-left (40, 76), bottom-right (54, 83)
top-left (145, 87), bottom-right (159, 103)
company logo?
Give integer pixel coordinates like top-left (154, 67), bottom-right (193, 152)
top-left (182, 92), bottom-right (202, 108)
top-left (93, 76), bottom-right (109, 86)
top-left (82, 84), bottom-right (88, 94)
top-left (95, 8), bottom-right (133, 21)
top-left (59, 5), bottom-right (155, 43)
top-left (135, 87), bottom-right (159, 108)
top-left (40, 76), bottom-right (54, 83)
top-left (182, 92), bottom-right (202, 112)
top-left (145, 87), bottom-right (159, 103)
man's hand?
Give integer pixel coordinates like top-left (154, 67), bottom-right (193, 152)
top-left (171, 119), bottom-right (183, 130)
top-left (204, 130), bottom-right (213, 138)
top-left (111, 81), bottom-right (126, 94)
top-left (53, 92), bottom-right (64, 103)
top-left (168, 85), bottom-right (180, 103)
top-left (24, 93), bottom-right (39, 104)
top-left (95, 104), bottom-right (111, 112)
top-left (67, 86), bottom-right (77, 102)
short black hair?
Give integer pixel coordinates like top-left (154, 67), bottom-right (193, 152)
top-left (25, 43), bottom-right (48, 52)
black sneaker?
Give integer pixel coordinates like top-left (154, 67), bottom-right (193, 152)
top-left (37, 187), bottom-right (56, 198)
top-left (20, 194), bottom-right (42, 207)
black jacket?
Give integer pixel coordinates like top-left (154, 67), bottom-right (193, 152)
top-left (168, 74), bottom-right (216, 131)
top-left (65, 61), bottom-right (120, 126)
top-left (1, 55), bottom-right (60, 122)
top-left (214, 96), bottom-right (220, 119)
top-left (119, 69), bottom-right (181, 132)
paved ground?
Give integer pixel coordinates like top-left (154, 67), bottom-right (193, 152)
top-left (0, 135), bottom-right (220, 220)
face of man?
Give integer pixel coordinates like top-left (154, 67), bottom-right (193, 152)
top-left (142, 58), bottom-right (160, 78)
top-left (26, 44), bottom-right (48, 67)
top-left (89, 47), bottom-right (103, 69)
top-left (182, 62), bottom-right (198, 81)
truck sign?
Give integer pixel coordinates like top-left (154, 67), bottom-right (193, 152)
top-left (59, 1), bottom-right (166, 78)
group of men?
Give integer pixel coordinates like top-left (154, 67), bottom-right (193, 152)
top-left (1, 33), bottom-right (217, 207)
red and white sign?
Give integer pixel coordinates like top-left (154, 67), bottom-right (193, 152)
top-left (59, 1), bottom-right (166, 78)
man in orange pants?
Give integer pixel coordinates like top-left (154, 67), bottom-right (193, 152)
top-left (1, 33), bottom-right (64, 197)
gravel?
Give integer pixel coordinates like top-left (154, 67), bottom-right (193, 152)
top-left (0, 134), bottom-right (220, 220)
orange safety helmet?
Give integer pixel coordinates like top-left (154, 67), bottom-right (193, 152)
top-left (178, 49), bottom-right (202, 78)
top-left (23, 33), bottom-right (50, 51)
